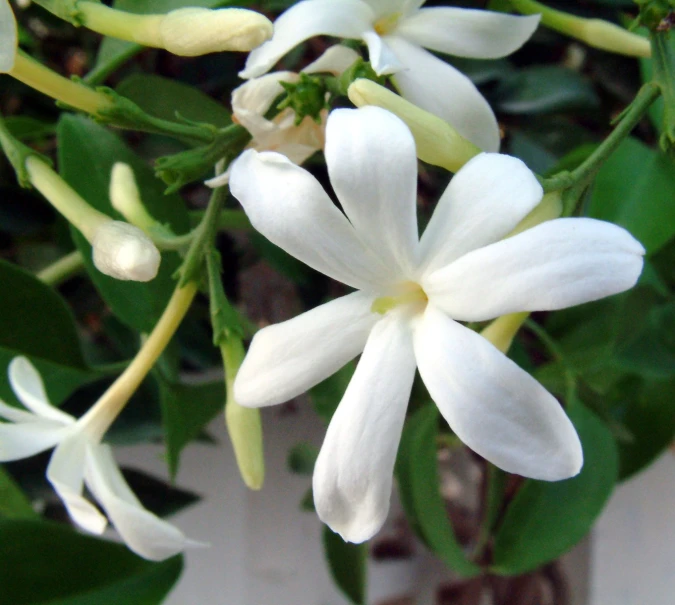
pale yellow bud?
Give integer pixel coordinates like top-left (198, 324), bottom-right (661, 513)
top-left (481, 312), bottom-right (529, 354)
top-left (92, 221), bottom-right (161, 282)
top-left (109, 162), bottom-right (157, 232)
top-left (348, 79), bottom-right (480, 172)
top-left (159, 8), bottom-right (273, 56)
top-left (507, 191), bottom-right (563, 239)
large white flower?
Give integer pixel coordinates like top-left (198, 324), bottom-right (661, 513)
top-left (0, 0), bottom-right (17, 72)
top-left (240, 0), bottom-right (541, 152)
top-left (229, 106), bottom-right (645, 543)
top-left (207, 45), bottom-right (359, 188)
top-left (0, 357), bottom-right (193, 561)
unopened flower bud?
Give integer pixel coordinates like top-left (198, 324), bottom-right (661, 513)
top-left (159, 8), bottom-right (273, 56)
top-left (348, 79), bottom-right (480, 172)
top-left (109, 162), bottom-right (157, 232)
top-left (480, 312), bottom-right (530, 354)
top-left (0, 0), bottom-right (18, 73)
top-left (92, 221), bottom-right (161, 282)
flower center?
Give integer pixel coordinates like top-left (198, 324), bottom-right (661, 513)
top-left (371, 283), bottom-right (428, 315)
top-left (374, 12), bottom-right (401, 36)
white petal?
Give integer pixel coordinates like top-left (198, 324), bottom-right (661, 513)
top-left (8, 357), bottom-right (74, 424)
top-left (414, 305), bottom-right (582, 480)
top-left (240, 0), bottom-right (374, 79)
top-left (418, 153), bottom-right (543, 275)
top-left (0, 399), bottom-right (39, 423)
top-left (387, 36), bottom-right (500, 152)
top-left (0, 421), bottom-right (69, 461)
top-left (313, 312), bottom-right (416, 542)
top-left (47, 434), bottom-right (108, 534)
top-left (303, 45), bottom-right (360, 75)
top-left (85, 445), bottom-right (192, 561)
top-left (0, 0), bottom-right (17, 73)
top-left (424, 218), bottom-right (646, 322)
top-left (232, 71), bottom-right (299, 141)
top-left (362, 31), bottom-right (404, 75)
top-left (235, 291), bottom-right (378, 408)
top-left (397, 8), bottom-right (539, 59)
top-left (229, 149), bottom-right (395, 290)
top-left (325, 107), bottom-right (419, 277)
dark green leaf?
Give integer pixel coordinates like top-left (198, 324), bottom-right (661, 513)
top-left (122, 467), bottom-right (200, 517)
top-left (116, 74), bottom-right (231, 128)
top-left (492, 404), bottom-right (618, 575)
top-left (159, 379), bottom-right (225, 477)
top-left (0, 519), bottom-right (182, 605)
top-left (287, 442), bottom-right (319, 475)
top-left (322, 525), bottom-right (367, 605)
top-left (588, 137), bottom-right (675, 256)
top-left (0, 466), bottom-right (38, 520)
top-left (3, 116), bottom-right (55, 141)
top-left (395, 405), bottom-right (481, 578)
top-left (57, 115), bottom-right (189, 333)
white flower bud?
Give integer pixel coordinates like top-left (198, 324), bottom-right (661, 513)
top-left (159, 8), bottom-right (273, 57)
top-left (0, 0), bottom-right (18, 73)
top-left (92, 221), bottom-right (161, 282)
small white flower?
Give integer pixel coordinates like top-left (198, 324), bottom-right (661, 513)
top-left (229, 106), bottom-right (645, 543)
top-left (240, 0), bottom-right (541, 152)
top-left (0, 357), bottom-right (193, 561)
top-left (0, 0), bottom-right (18, 73)
top-left (207, 45), bottom-right (359, 188)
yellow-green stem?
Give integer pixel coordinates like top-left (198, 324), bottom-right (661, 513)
top-left (37, 250), bottom-right (84, 286)
top-left (80, 281), bottom-right (198, 440)
top-left (78, 2), bottom-right (164, 47)
top-left (10, 52), bottom-right (112, 115)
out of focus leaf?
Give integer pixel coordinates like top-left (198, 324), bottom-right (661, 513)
top-left (492, 404), bottom-right (618, 575)
top-left (0, 467), bottom-right (37, 520)
top-left (588, 137), bottom-right (675, 256)
top-left (57, 115), bottom-right (189, 334)
top-left (323, 525), bottom-right (367, 605)
top-left (309, 361), bottom-right (355, 424)
top-left (3, 116), bottom-right (55, 141)
top-left (0, 520), bottom-right (182, 605)
top-left (395, 405), bottom-right (481, 578)
top-left (287, 442), bottom-right (319, 475)
top-left (122, 467), bottom-right (200, 518)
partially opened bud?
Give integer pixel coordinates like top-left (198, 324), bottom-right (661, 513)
top-left (0, 0), bottom-right (18, 73)
top-left (92, 221), bottom-right (161, 282)
top-left (159, 8), bottom-right (273, 56)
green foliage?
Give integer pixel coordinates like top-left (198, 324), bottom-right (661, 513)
top-left (395, 405), bottom-right (481, 578)
top-left (0, 520), bottom-right (182, 605)
top-left (309, 361), bottom-right (355, 424)
top-left (0, 467), bottom-right (38, 520)
top-left (322, 525), bottom-right (368, 605)
top-left (492, 404), bottom-right (618, 575)
top-left (287, 442), bottom-right (319, 475)
top-left (57, 115), bottom-right (189, 333)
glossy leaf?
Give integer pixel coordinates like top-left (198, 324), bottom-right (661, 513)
top-left (0, 520), bottom-right (182, 605)
top-left (492, 404), bottom-right (618, 575)
top-left (0, 467), bottom-right (37, 520)
top-left (57, 115), bottom-right (189, 334)
top-left (588, 137), bottom-right (675, 256)
top-left (322, 525), bottom-right (367, 605)
top-left (395, 405), bottom-right (481, 578)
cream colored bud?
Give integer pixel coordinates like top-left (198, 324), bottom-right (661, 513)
top-left (348, 79), bottom-right (480, 172)
top-left (92, 221), bottom-right (161, 282)
top-left (481, 312), bottom-right (529, 354)
top-left (109, 162), bottom-right (157, 232)
top-left (159, 8), bottom-right (273, 56)
top-left (507, 191), bottom-right (563, 239)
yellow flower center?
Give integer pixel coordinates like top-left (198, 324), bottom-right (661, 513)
top-left (371, 283), bottom-right (428, 315)
top-left (374, 12), bottom-right (401, 36)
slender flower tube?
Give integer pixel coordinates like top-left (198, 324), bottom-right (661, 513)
top-left (240, 0), bottom-right (541, 151)
top-left (74, 2), bottom-right (273, 56)
top-left (207, 45), bottom-right (359, 188)
top-left (24, 157), bottom-right (160, 282)
top-left (229, 106), bottom-right (645, 543)
top-left (0, 282), bottom-right (199, 560)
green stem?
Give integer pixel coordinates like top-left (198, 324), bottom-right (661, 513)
top-left (542, 83), bottom-right (661, 194)
top-left (189, 209), bottom-right (252, 231)
top-left (472, 463), bottom-right (507, 562)
top-left (651, 30), bottom-right (675, 150)
top-left (37, 250), bottom-right (84, 286)
top-left (84, 45), bottom-right (145, 86)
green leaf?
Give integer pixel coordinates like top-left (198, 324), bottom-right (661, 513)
top-left (395, 405), bottom-right (481, 578)
top-left (0, 259), bottom-right (95, 405)
top-left (309, 361), bottom-right (355, 424)
top-left (0, 519), bottom-right (182, 605)
top-left (496, 67), bottom-right (600, 115)
top-left (287, 442), bottom-right (319, 475)
top-left (492, 404), bottom-right (618, 575)
top-left (57, 115), bottom-right (189, 334)
top-left (159, 379), bottom-right (225, 477)
top-left (0, 467), bottom-right (38, 520)
top-left (588, 137), bottom-right (675, 256)
top-left (322, 525), bottom-right (367, 605)
top-left (116, 74), bottom-right (231, 128)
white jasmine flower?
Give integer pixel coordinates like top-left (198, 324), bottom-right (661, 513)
top-left (229, 106), bottom-right (644, 543)
top-left (240, 0), bottom-right (541, 152)
top-left (0, 357), bottom-right (193, 561)
top-left (207, 45), bottom-right (359, 188)
top-left (0, 0), bottom-right (17, 72)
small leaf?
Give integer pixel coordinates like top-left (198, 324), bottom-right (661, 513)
top-left (322, 525), bottom-right (367, 605)
top-left (395, 405), bottom-right (481, 578)
top-left (0, 466), bottom-right (38, 520)
top-left (0, 519), bottom-right (182, 605)
top-left (491, 404), bottom-right (618, 575)
top-left (287, 442), bottom-right (319, 475)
